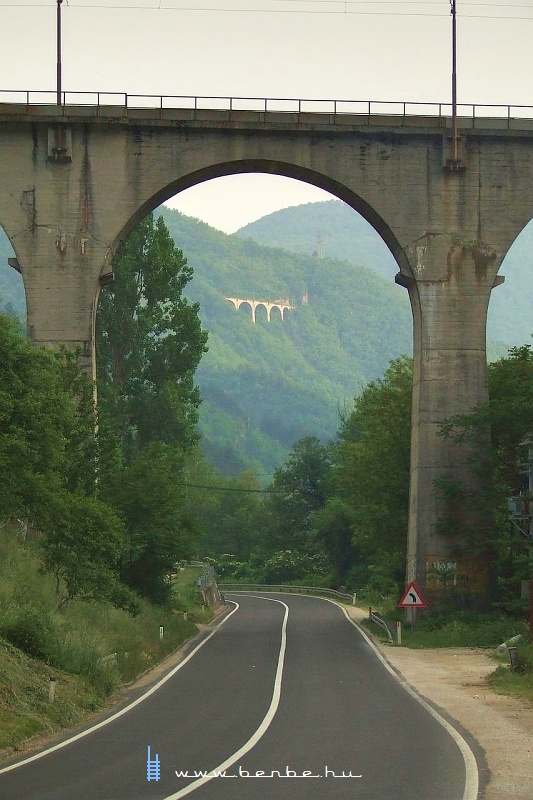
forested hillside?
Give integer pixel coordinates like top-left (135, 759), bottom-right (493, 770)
top-left (157, 206), bottom-right (412, 476)
top-left (237, 199), bottom-right (533, 347)
top-left (0, 207), bottom-right (412, 478)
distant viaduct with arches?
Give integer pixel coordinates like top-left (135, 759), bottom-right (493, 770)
top-left (225, 296), bottom-right (295, 323)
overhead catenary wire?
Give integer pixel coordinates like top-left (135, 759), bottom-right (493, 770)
top-left (177, 482), bottom-right (317, 494)
top-left (6, 0), bottom-right (533, 18)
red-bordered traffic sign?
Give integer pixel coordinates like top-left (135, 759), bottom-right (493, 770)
top-left (398, 580), bottom-right (427, 608)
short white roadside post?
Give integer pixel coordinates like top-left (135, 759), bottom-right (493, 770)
top-left (48, 676), bottom-right (56, 703)
top-left (159, 625), bottom-right (164, 640)
top-left (396, 621), bottom-right (402, 645)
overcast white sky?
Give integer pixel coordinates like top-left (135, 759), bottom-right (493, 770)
top-left (2, 0), bottom-right (533, 231)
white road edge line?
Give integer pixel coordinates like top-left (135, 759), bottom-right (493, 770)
top-left (0, 602), bottom-right (241, 776)
top-left (229, 590), bottom-right (479, 800)
top-left (162, 594), bottom-right (289, 800)
top-left (334, 598), bottom-right (480, 800)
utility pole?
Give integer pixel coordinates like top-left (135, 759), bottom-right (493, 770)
top-left (450, 0), bottom-right (458, 162)
top-left (56, 0), bottom-right (63, 106)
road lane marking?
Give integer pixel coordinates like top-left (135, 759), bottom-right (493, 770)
top-left (0, 603), bottom-right (241, 776)
top-left (163, 594), bottom-right (289, 799)
top-left (229, 591), bottom-right (480, 800)
top-left (336, 600), bottom-right (479, 800)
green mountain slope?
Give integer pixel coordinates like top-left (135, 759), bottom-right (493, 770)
top-left (157, 206), bottom-right (412, 476)
top-left (2, 198), bottom-right (532, 477)
top-left (236, 199), bottom-right (533, 347)
top-left (0, 207), bottom-right (413, 477)
top-left (237, 199), bottom-right (397, 280)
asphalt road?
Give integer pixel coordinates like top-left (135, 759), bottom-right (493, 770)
top-left (0, 594), bottom-right (478, 800)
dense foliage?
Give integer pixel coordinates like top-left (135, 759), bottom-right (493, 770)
top-left (158, 204), bottom-right (412, 477)
top-left (0, 214), bottom-right (209, 611)
top-left (333, 357), bottom-right (412, 593)
top-left (438, 345), bottom-right (533, 612)
top-left (0, 315), bottom-right (137, 611)
top-left (204, 362), bottom-right (411, 596)
top-left (96, 214), bottom-right (208, 604)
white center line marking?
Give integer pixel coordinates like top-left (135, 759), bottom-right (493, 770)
top-left (163, 594), bottom-right (289, 799)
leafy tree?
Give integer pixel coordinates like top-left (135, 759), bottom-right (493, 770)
top-left (0, 314), bottom-right (137, 611)
top-left (0, 314), bottom-right (74, 522)
top-left (335, 356), bottom-right (412, 594)
top-left (187, 464), bottom-right (263, 561)
top-left (110, 443), bottom-right (198, 605)
top-left (96, 214), bottom-right (208, 602)
top-left (312, 497), bottom-right (356, 586)
top-left (260, 436), bottom-right (333, 559)
top-left (96, 213), bottom-right (208, 459)
top-left (438, 345), bottom-right (533, 611)
top-left (38, 490), bottom-right (138, 613)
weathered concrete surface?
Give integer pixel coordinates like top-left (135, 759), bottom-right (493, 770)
top-left (2, 105), bottom-right (533, 601)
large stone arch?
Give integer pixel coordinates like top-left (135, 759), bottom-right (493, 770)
top-left (6, 107), bottom-right (533, 603)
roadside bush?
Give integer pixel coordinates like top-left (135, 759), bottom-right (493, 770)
top-left (514, 642), bottom-right (533, 674)
top-left (1, 606), bottom-right (57, 662)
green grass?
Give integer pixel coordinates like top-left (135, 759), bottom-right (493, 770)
top-left (363, 598), bottom-right (529, 649)
top-left (171, 566), bottom-right (215, 624)
top-left (0, 638), bottom-right (106, 751)
top-left (0, 530), bottom-right (211, 753)
top-left (390, 614), bottom-right (528, 649)
top-left (487, 642), bottom-right (533, 701)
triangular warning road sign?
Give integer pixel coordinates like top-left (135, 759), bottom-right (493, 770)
top-left (398, 580), bottom-right (427, 608)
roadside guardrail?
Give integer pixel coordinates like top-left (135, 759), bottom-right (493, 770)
top-left (369, 609), bottom-right (394, 643)
top-left (218, 583), bottom-right (356, 604)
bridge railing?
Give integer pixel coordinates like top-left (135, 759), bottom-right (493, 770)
top-left (2, 90), bottom-right (533, 125)
top-left (218, 583), bottom-right (356, 603)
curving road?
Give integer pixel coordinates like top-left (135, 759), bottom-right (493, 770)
top-left (0, 594), bottom-right (479, 800)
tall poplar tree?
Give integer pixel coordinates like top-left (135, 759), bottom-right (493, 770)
top-left (96, 213), bottom-right (208, 459)
top-left (96, 214), bottom-right (208, 603)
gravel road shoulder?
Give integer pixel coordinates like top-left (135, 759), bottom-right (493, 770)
top-left (345, 606), bottom-right (533, 800)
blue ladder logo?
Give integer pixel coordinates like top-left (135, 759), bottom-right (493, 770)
top-left (147, 746), bottom-right (161, 782)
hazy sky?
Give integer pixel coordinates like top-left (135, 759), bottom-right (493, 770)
top-left (2, 0), bottom-right (533, 231)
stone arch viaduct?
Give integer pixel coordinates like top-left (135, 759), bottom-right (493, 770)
top-left (2, 101), bottom-right (533, 604)
top-left (225, 297), bottom-right (295, 323)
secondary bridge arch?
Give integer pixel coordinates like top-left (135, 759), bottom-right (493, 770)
top-left (4, 101), bottom-right (533, 604)
top-left (225, 297), bottom-right (295, 323)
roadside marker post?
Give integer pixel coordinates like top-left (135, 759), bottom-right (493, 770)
top-left (396, 620), bottom-right (402, 645)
